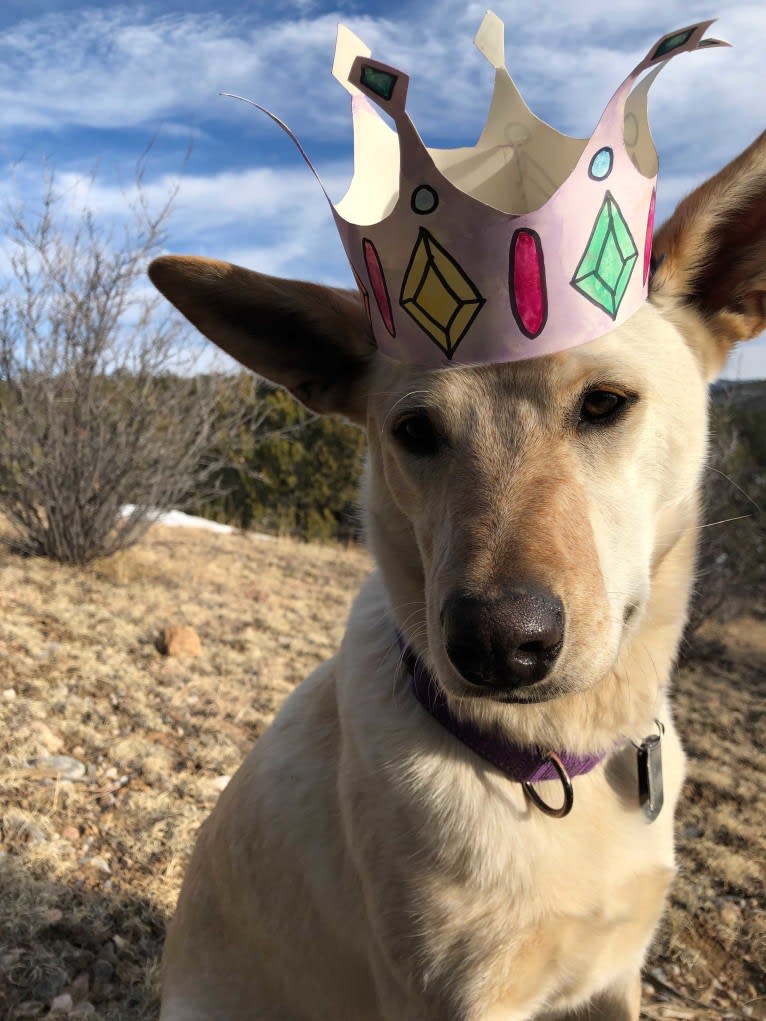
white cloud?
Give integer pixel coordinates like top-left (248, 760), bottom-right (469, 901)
top-left (0, 1), bottom-right (762, 157)
top-left (1, 2), bottom-right (763, 376)
top-left (0, 159), bottom-right (354, 283)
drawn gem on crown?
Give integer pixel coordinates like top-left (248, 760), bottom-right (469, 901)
top-left (235, 13), bottom-right (729, 368)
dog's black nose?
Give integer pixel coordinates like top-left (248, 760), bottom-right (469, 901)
top-left (442, 587), bottom-right (564, 689)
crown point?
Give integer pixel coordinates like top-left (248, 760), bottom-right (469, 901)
top-left (333, 24), bottom-right (371, 95)
top-left (475, 10), bottom-right (505, 69)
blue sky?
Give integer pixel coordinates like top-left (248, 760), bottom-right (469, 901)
top-left (0, 0), bottom-right (763, 378)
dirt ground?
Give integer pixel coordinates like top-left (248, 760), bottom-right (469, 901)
top-left (0, 524), bottom-right (763, 1020)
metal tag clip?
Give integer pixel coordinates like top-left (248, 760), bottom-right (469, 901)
top-left (637, 720), bottom-right (664, 822)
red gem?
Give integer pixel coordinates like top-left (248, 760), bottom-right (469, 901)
top-left (362, 238), bottom-right (395, 337)
top-left (644, 188), bottom-right (656, 284)
top-left (509, 229), bottom-right (547, 339)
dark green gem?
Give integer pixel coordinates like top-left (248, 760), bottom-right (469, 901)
top-left (652, 28), bottom-right (695, 60)
top-left (360, 64), bottom-right (397, 101)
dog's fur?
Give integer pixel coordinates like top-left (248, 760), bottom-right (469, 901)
top-left (149, 131), bottom-right (766, 1020)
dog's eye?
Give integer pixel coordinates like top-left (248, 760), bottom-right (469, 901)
top-left (392, 411), bottom-right (441, 456)
top-left (579, 389), bottom-right (627, 426)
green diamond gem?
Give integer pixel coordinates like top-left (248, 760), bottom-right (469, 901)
top-left (360, 64), bottom-right (397, 101)
top-left (652, 28), bottom-right (695, 60)
top-left (571, 192), bottom-right (638, 319)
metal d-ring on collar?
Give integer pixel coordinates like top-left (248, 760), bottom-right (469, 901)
top-left (522, 752), bottom-right (574, 818)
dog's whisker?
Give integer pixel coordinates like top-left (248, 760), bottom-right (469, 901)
top-left (657, 513), bottom-right (754, 542)
top-left (704, 465), bottom-right (762, 512)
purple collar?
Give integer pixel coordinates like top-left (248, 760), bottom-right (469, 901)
top-left (401, 640), bottom-right (608, 786)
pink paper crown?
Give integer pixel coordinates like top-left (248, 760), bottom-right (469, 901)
top-left (235, 14), bottom-right (728, 367)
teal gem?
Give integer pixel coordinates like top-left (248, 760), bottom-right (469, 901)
top-left (652, 28), bottom-right (695, 60)
top-left (589, 147), bottom-right (613, 180)
top-left (571, 192), bottom-right (638, 319)
top-left (411, 185), bottom-right (438, 214)
top-left (360, 64), bottom-right (397, 101)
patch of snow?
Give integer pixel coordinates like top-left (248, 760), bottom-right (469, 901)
top-left (121, 505), bottom-right (234, 534)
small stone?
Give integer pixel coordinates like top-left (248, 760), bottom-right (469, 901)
top-left (31, 755), bottom-right (86, 781)
top-left (16, 1004), bottom-right (44, 1019)
top-left (44, 908), bottom-right (64, 925)
top-left (160, 625), bottom-right (202, 657)
top-left (84, 856), bottom-right (111, 875)
top-left (71, 972), bottom-right (89, 1001)
top-left (70, 1004), bottom-right (95, 1019)
top-left (3, 687), bottom-right (16, 700)
top-left (92, 958), bottom-right (114, 985)
top-left (720, 902), bottom-right (739, 929)
top-left (51, 992), bottom-right (73, 1013)
top-left (99, 940), bottom-right (118, 964)
top-left (12, 816), bottom-right (49, 844)
top-left (29, 720), bottom-right (64, 753)
top-left (210, 775), bottom-right (231, 792)
top-left (61, 825), bottom-right (80, 842)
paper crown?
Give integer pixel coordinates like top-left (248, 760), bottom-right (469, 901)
top-left (235, 14), bottom-right (728, 367)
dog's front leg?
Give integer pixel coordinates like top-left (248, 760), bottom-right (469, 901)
top-left (543, 972), bottom-right (641, 1021)
top-left (368, 947), bottom-right (448, 1021)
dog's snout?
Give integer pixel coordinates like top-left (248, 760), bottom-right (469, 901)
top-left (442, 587), bottom-right (564, 689)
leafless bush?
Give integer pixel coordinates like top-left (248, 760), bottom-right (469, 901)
top-left (0, 167), bottom-right (257, 564)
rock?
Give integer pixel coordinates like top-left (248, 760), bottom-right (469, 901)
top-left (15, 1003), bottom-right (42, 1019)
top-left (92, 957), bottom-right (114, 987)
top-left (210, 775), bottom-right (231, 792)
top-left (28, 720), bottom-right (64, 753)
top-left (30, 755), bottom-right (86, 781)
top-left (93, 958), bottom-right (114, 980)
top-left (99, 940), bottom-right (118, 964)
top-left (71, 972), bottom-right (89, 1001)
top-left (70, 1004), bottom-right (95, 1019)
top-left (84, 856), bottom-right (111, 875)
top-left (160, 625), bottom-right (202, 657)
top-left (61, 825), bottom-right (80, 842)
top-left (3, 687), bottom-right (16, 700)
top-left (50, 992), bottom-right (73, 1013)
top-left (719, 901), bottom-right (739, 930)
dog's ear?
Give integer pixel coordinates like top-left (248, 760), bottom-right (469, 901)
top-left (148, 255), bottom-right (376, 423)
top-left (650, 131), bottom-right (766, 379)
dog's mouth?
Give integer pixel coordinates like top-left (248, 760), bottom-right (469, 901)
top-left (449, 677), bottom-right (567, 705)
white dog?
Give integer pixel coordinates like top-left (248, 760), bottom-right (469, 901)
top-left (148, 18), bottom-right (766, 1019)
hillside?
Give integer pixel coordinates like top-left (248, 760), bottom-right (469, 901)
top-left (0, 524), bottom-right (763, 1020)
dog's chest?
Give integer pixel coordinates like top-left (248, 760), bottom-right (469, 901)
top-left (403, 762), bottom-right (679, 1018)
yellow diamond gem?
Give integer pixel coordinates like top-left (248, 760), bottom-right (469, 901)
top-left (399, 228), bottom-right (485, 357)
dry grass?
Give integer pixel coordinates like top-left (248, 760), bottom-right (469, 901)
top-left (0, 524), bottom-right (763, 1020)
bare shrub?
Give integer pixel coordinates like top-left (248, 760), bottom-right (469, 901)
top-left (0, 167), bottom-right (254, 564)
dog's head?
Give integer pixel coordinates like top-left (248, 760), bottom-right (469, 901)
top-left (149, 133), bottom-right (766, 730)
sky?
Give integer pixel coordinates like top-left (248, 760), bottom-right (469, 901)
top-left (0, 0), bottom-right (763, 379)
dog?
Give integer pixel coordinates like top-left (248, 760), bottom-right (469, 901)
top-left (148, 109), bottom-right (766, 1021)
